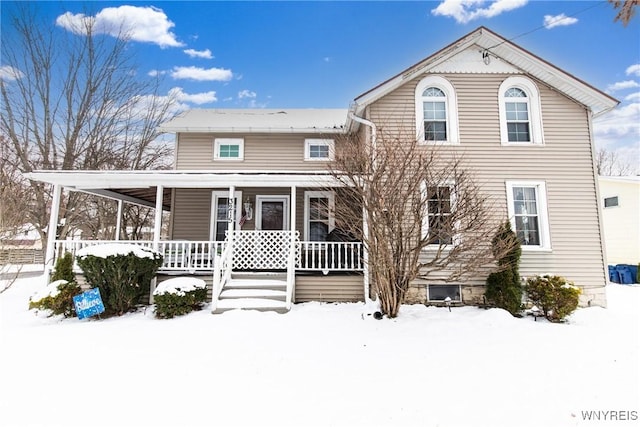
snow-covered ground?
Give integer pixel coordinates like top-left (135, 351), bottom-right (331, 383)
top-left (1, 272), bottom-right (638, 427)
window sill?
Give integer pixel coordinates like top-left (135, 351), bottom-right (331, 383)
top-left (500, 141), bottom-right (544, 146)
top-left (213, 158), bottom-right (244, 162)
top-left (520, 246), bottom-right (552, 253)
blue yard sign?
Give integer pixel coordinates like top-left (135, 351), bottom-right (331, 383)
top-left (73, 288), bottom-right (105, 320)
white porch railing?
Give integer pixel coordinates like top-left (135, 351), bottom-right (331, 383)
top-left (298, 241), bottom-right (363, 272)
top-left (54, 238), bottom-right (363, 273)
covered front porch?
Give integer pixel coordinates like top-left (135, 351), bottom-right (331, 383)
top-left (25, 170), bottom-right (368, 312)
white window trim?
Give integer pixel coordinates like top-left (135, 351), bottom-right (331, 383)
top-left (304, 138), bottom-right (335, 161)
top-left (303, 191), bottom-right (335, 241)
top-left (255, 195), bottom-right (290, 230)
top-left (505, 180), bottom-right (551, 251)
top-left (421, 181), bottom-right (459, 247)
top-left (415, 76), bottom-right (460, 145)
top-left (498, 77), bottom-right (544, 145)
top-left (214, 138), bottom-right (245, 161)
top-left (209, 191), bottom-right (243, 241)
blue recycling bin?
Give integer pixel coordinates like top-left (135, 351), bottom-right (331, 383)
top-left (608, 265), bottom-right (620, 283)
top-left (623, 264), bottom-right (638, 283)
top-left (615, 265), bottom-right (634, 285)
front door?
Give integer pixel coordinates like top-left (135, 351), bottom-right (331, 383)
top-left (256, 196), bottom-right (289, 230)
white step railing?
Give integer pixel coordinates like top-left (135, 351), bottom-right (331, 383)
top-left (211, 237), bottom-right (233, 312)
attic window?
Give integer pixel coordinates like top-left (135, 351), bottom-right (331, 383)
top-left (498, 77), bottom-right (544, 145)
top-left (414, 76), bottom-right (459, 145)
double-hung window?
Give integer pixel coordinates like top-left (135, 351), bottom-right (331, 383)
top-left (304, 191), bottom-right (335, 241)
top-left (425, 185), bottom-right (453, 245)
top-left (506, 181), bottom-right (551, 249)
top-left (415, 76), bottom-right (459, 144)
top-left (305, 139), bottom-right (334, 161)
top-left (422, 87), bottom-right (447, 141)
top-left (214, 138), bottom-right (244, 160)
top-left (504, 88), bottom-right (531, 142)
top-left (498, 77), bottom-right (544, 145)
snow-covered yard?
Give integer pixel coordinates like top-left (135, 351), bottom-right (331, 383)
top-left (1, 271), bottom-right (638, 427)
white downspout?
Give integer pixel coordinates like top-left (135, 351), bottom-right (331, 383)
top-left (348, 111), bottom-right (376, 303)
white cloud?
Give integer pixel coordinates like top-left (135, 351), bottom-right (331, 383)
top-left (543, 13), bottom-right (578, 29)
top-left (431, 0), bottom-right (528, 24)
top-left (624, 92), bottom-right (640, 102)
top-left (170, 66), bottom-right (233, 81)
top-left (593, 102), bottom-right (640, 139)
top-left (606, 80), bottom-right (640, 92)
top-left (169, 87), bottom-right (217, 105)
top-left (184, 48), bottom-right (213, 59)
top-left (0, 66), bottom-right (24, 81)
top-left (56, 6), bottom-right (183, 48)
top-left (238, 90), bottom-right (257, 99)
top-left (626, 64), bottom-right (640, 77)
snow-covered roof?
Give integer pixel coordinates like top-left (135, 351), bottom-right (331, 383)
top-left (350, 26), bottom-right (618, 126)
top-left (599, 176), bottom-right (640, 184)
top-left (158, 109), bottom-right (348, 133)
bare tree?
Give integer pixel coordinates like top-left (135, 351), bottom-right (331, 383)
top-left (330, 129), bottom-right (516, 318)
top-left (0, 5), bottom-right (177, 253)
top-left (609, 0), bottom-right (638, 26)
top-left (596, 147), bottom-right (636, 176)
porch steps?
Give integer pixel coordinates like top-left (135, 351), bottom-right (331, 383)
top-left (213, 272), bottom-right (289, 314)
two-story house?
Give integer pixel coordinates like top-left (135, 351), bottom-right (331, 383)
top-left (26, 27), bottom-right (618, 312)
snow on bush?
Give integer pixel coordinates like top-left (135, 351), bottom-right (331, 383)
top-left (525, 274), bottom-right (581, 322)
top-left (76, 243), bottom-right (159, 259)
top-left (28, 279), bottom-right (81, 318)
top-left (153, 277), bottom-right (208, 319)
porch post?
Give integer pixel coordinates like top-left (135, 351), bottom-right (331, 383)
top-left (115, 199), bottom-right (123, 241)
top-left (288, 185), bottom-right (297, 307)
top-left (153, 185), bottom-right (164, 251)
top-left (227, 186), bottom-right (236, 234)
top-left (44, 183), bottom-right (62, 282)
top-left (150, 185), bottom-right (164, 304)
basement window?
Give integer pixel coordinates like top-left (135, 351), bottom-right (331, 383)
top-left (427, 284), bottom-right (461, 302)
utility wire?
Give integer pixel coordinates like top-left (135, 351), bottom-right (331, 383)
top-left (486, 0), bottom-right (609, 51)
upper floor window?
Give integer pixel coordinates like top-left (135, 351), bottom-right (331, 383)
top-left (415, 76), bottom-right (459, 144)
top-left (214, 138), bottom-right (244, 161)
top-left (506, 181), bottom-right (551, 250)
top-left (305, 139), bottom-right (334, 161)
top-left (498, 77), bottom-right (544, 145)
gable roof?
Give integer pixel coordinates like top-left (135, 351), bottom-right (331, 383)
top-left (350, 26), bottom-right (618, 120)
top-left (159, 109), bottom-right (347, 134)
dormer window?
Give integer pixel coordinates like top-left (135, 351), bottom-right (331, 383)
top-left (415, 76), bottom-right (459, 144)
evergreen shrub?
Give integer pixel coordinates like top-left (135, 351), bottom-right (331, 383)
top-left (29, 279), bottom-right (81, 317)
top-left (76, 245), bottom-right (162, 316)
top-left (51, 252), bottom-right (76, 283)
top-left (484, 221), bottom-right (523, 315)
top-left (153, 277), bottom-right (208, 319)
top-left (525, 275), bottom-right (581, 322)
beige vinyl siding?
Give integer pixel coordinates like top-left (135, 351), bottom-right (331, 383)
top-left (175, 133), bottom-right (341, 170)
top-left (369, 73), bottom-right (606, 306)
top-left (294, 274), bottom-right (364, 302)
top-left (171, 189), bottom-right (212, 240)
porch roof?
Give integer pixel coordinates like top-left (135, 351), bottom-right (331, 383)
top-left (23, 170), bottom-right (348, 210)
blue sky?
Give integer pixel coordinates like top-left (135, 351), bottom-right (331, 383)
top-left (1, 1), bottom-right (639, 165)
